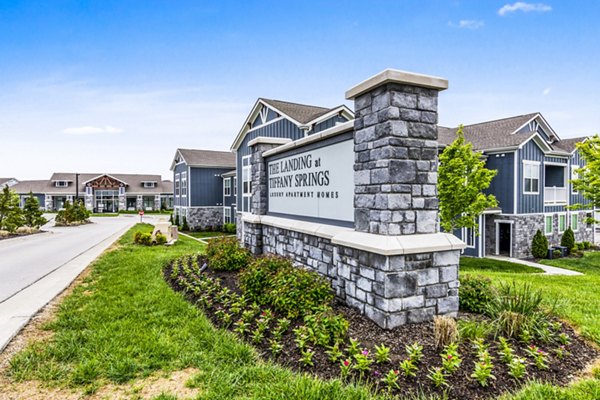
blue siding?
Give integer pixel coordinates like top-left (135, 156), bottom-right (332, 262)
top-left (484, 152), bottom-right (514, 213)
top-left (173, 162), bottom-right (187, 207)
top-left (518, 140), bottom-right (545, 214)
top-left (251, 108), bottom-right (279, 129)
top-left (537, 126), bottom-right (550, 141)
top-left (313, 115), bottom-right (348, 133)
top-left (570, 148), bottom-right (592, 209)
top-left (545, 156), bottom-right (567, 164)
top-left (236, 118), bottom-right (304, 211)
top-left (20, 193), bottom-right (44, 208)
top-left (189, 167), bottom-right (231, 207)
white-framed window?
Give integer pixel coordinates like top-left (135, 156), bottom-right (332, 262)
top-left (544, 215), bottom-right (553, 235)
top-left (181, 172), bottom-right (187, 197)
top-left (55, 181), bottom-right (68, 188)
top-left (224, 177), bottom-right (231, 196)
top-left (233, 177), bottom-right (237, 196)
top-left (571, 213), bottom-right (579, 231)
top-left (175, 173), bottom-right (180, 196)
top-left (119, 186), bottom-right (125, 196)
top-left (558, 214), bottom-right (567, 233)
top-left (571, 165), bottom-right (580, 195)
top-left (143, 182), bottom-right (156, 188)
top-left (523, 161), bottom-right (540, 194)
top-left (462, 227), bottom-right (475, 248)
top-left (223, 206), bottom-right (231, 224)
top-left (242, 156), bottom-right (251, 195)
top-left (86, 186), bottom-right (93, 196)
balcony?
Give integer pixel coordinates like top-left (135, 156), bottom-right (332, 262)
top-left (544, 186), bottom-right (567, 205)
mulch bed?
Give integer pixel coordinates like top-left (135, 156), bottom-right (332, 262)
top-left (164, 256), bottom-right (600, 400)
top-left (0, 230), bottom-right (44, 241)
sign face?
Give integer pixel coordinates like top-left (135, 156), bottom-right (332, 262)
top-left (268, 139), bottom-right (354, 222)
top-left (139, 211), bottom-right (144, 216)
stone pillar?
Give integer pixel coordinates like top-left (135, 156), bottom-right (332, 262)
top-left (119, 194), bottom-right (126, 211)
top-left (136, 195), bottom-right (143, 210)
top-left (243, 137), bottom-right (291, 254)
top-left (154, 195), bottom-right (161, 211)
top-left (349, 70), bottom-right (446, 236)
top-left (85, 192), bottom-right (94, 211)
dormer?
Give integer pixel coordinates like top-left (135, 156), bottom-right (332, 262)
top-left (54, 180), bottom-right (70, 188)
top-left (142, 181), bottom-right (157, 188)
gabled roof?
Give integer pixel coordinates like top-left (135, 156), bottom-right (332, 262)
top-left (19, 173), bottom-right (174, 194)
top-left (553, 137), bottom-right (587, 153)
top-left (0, 178), bottom-right (18, 187)
top-left (230, 98), bottom-right (354, 151)
top-left (171, 148), bottom-right (236, 170)
top-left (438, 113), bottom-right (539, 151)
top-left (260, 98), bottom-right (331, 124)
top-left (11, 180), bottom-right (49, 194)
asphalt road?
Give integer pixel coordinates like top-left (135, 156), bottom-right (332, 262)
top-left (0, 216), bottom-right (137, 304)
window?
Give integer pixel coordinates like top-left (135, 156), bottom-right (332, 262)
top-left (242, 156), bottom-right (251, 195)
top-left (224, 177), bottom-right (231, 196)
top-left (119, 186), bottom-right (125, 196)
top-left (462, 227), bottom-right (475, 248)
top-left (523, 161), bottom-right (540, 194)
top-left (544, 215), bottom-right (553, 235)
top-left (181, 172), bottom-right (187, 197)
top-left (55, 181), bottom-right (68, 187)
top-left (233, 177), bottom-right (237, 196)
top-left (558, 214), bottom-right (566, 232)
top-left (571, 166), bottom-right (579, 194)
top-left (175, 174), bottom-right (180, 196)
top-left (143, 182), bottom-right (156, 188)
top-left (224, 207), bottom-right (231, 224)
top-left (571, 214), bottom-right (578, 231)
top-left (86, 186), bottom-right (93, 196)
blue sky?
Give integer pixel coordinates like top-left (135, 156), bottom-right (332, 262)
top-left (1, 1), bottom-right (599, 180)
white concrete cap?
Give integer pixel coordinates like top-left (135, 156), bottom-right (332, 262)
top-left (346, 69), bottom-right (449, 100)
top-left (248, 137), bottom-right (292, 147)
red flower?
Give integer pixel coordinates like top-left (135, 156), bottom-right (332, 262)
top-left (343, 360), bottom-right (350, 367)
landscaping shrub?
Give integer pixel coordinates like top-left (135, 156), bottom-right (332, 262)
top-left (531, 229), bottom-right (549, 259)
top-left (133, 231), bottom-right (143, 244)
top-left (433, 316), bottom-right (458, 349)
top-left (155, 233), bottom-right (167, 245)
top-left (582, 241), bottom-right (591, 250)
top-left (138, 232), bottom-right (152, 246)
top-left (55, 200), bottom-right (90, 225)
top-left (459, 274), bottom-right (494, 314)
top-left (181, 216), bottom-right (189, 231)
top-left (223, 223), bottom-right (236, 234)
top-left (486, 282), bottom-right (552, 338)
top-left (561, 227), bottom-right (575, 254)
top-left (206, 236), bottom-right (251, 271)
top-left (552, 249), bottom-right (561, 259)
top-left (303, 309), bottom-right (349, 347)
top-left (0, 185), bottom-right (24, 233)
top-left (174, 213), bottom-right (180, 226)
top-left (239, 255), bottom-right (291, 304)
top-left (239, 255), bottom-right (335, 318)
top-left (23, 192), bottom-right (46, 227)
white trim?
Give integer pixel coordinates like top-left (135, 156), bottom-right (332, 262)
top-left (570, 212), bottom-right (579, 232)
top-left (494, 221), bottom-right (513, 257)
top-left (544, 161), bottom-right (568, 167)
top-left (513, 152), bottom-right (518, 213)
top-left (82, 173), bottom-right (128, 186)
top-left (479, 215), bottom-right (485, 257)
top-left (511, 113), bottom-right (561, 142)
top-left (345, 68), bottom-right (448, 100)
top-left (309, 105), bottom-right (354, 127)
top-left (544, 214), bottom-right (553, 236)
top-left (462, 226), bottom-right (476, 249)
top-left (247, 136), bottom-right (292, 147)
top-left (223, 177), bottom-right (231, 196)
top-left (263, 120), bottom-right (355, 158)
top-left (523, 160), bottom-right (541, 195)
top-left (571, 165), bottom-right (580, 195)
top-left (557, 213), bottom-right (567, 233)
top-left (518, 133), bottom-right (553, 153)
top-left (246, 116), bottom-right (286, 133)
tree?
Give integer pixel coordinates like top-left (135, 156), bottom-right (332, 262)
top-left (531, 229), bottom-right (549, 259)
top-left (438, 125), bottom-right (498, 232)
top-left (23, 192), bottom-right (47, 227)
top-left (0, 185), bottom-right (24, 232)
top-left (561, 227), bottom-right (575, 252)
top-left (570, 134), bottom-right (600, 221)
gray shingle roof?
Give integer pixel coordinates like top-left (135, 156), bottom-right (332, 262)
top-left (177, 149), bottom-right (236, 168)
top-left (438, 113), bottom-right (541, 151)
top-left (13, 173), bottom-right (173, 194)
top-left (553, 137), bottom-right (587, 153)
top-left (0, 178), bottom-right (17, 187)
top-left (260, 98), bottom-right (331, 124)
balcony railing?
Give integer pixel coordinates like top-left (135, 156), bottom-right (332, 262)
top-left (544, 186), bottom-right (567, 205)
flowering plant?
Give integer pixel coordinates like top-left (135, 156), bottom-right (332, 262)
top-left (507, 356), bottom-right (527, 380)
top-left (399, 358), bottom-right (418, 378)
top-left (428, 367), bottom-right (448, 388)
top-left (471, 359), bottom-right (495, 387)
top-left (525, 345), bottom-right (549, 370)
top-left (326, 342), bottom-right (344, 363)
top-left (375, 343), bottom-right (391, 364)
top-left (340, 359), bottom-right (352, 379)
top-left (405, 342), bottom-right (423, 363)
top-left (382, 369), bottom-right (400, 390)
top-left (441, 343), bottom-right (461, 373)
top-left (300, 348), bottom-right (315, 367)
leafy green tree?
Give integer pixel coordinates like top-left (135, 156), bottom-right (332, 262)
top-left (23, 192), bottom-right (47, 227)
top-left (531, 229), bottom-right (549, 259)
top-left (438, 126), bottom-right (498, 232)
top-left (0, 185), bottom-right (24, 232)
top-left (570, 135), bottom-right (600, 221)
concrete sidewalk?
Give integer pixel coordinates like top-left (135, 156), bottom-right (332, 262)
top-left (0, 221), bottom-right (134, 352)
top-left (486, 255), bottom-right (583, 276)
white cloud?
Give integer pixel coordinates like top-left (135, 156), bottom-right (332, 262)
top-left (498, 2), bottom-right (552, 16)
top-left (459, 20), bottom-right (485, 29)
top-left (63, 125), bottom-right (124, 135)
top-left (542, 87), bottom-right (551, 96)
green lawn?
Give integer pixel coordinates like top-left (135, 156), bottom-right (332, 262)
top-left (6, 224), bottom-right (375, 399)
top-left (460, 256), bottom-right (543, 274)
top-left (461, 253), bottom-right (600, 399)
top-left (182, 231), bottom-right (233, 239)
